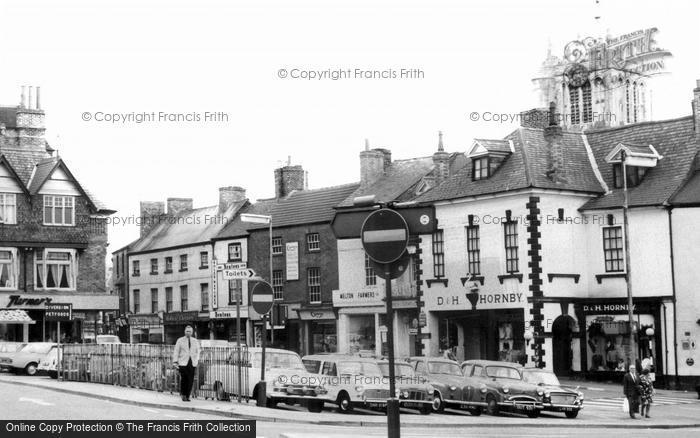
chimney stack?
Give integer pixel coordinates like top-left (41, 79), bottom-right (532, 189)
top-left (28, 86), bottom-right (34, 110)
top-left (274, 163), bottom-right (305, 198)
top-left (544, 101), bottom-right (567, 184)
top-left (167, 197), bottom-right (194, 216)
top-left (359, 140), bottom-right (390, 186)
top-left (20, 86), bottom-right (26, 109)
top-left (433, 131), bottom-right (451, 182)
top-left (139, 201), bottom-right (165, 238)
top-left (693, 79), bottom-right (700, 137)
top-left (219, 186), bottom-right (246, 213)
top-left (36, 86), bottom-right (41, 110)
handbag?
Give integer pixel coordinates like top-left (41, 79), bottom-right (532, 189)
top-left (622, 397), bottom-right (629, 413)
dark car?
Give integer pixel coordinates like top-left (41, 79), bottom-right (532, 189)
top-left (377, 359), bottom-right (435, 414)
top-left (521, 368), bottom-right (584, 418)
top-left (407, 356), bottom-right (473, 414)
top-left (461, 360), bottom-right (543, 418)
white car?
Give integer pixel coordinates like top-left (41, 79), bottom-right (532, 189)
top-left (38, 345), bottom-right (62, 378)
top-left (3, 342), bottom-right (56, 376)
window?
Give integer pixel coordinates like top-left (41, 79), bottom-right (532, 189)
top-left (272, 270), bottom-right (284, 300)
top-left (472, 157), bottom-right (489, 180)
top-left (200, 251), bottom-right (209, 269)
top-left (35, 249), bottom-right (76, 290)
top-left (228, 243), bottom-right (242, 261)
top-left (150, 288), bottom-right (158, 313)
top-left (200, 283), bottom-right (209, 311)
top-left (132, 260), bottom-right (140, 276)
top-left (272, 237), bottom-right (283, 255)
top-left (0, 193), bottom-right (17, 224)
top-left (466, 225), bottom-right (481, 275)
top-left (432, 230), bottom-right (445, 278)
top-left (165, 257), bottom-right (173, 273)
top-left (0, 248), bottom-right (18, 289)
top-left (613, 164), bottom-right (647, 189)
top-left (321, 361), bottom-right (337, 376)
top-left (43, 195), bottom-right (75, 225)
top-left (179, 254), bottom-right (188, 271)
top-left (503, 221), bottom-right (519, 273)
top-left (308, 267), bottom-right (321, 303)
top-left (165, 287), bottom-right (173, 312)
top-left (365, 254), bottom-right (377, 286)
top-left (603, 226), bottom-right (624, 272)
top-left (569, 85), bottom-right (581, 124)
top-left (228, 280), bottom-right (242, 305)
top-left (180, 285), bottom-right (188, 311)
top-left (582, 81), bottom-right (592, 123)
top-left (150, 258), bottom-right (158, 274)
top-left (133, 289), bottom-right (140, 313)
top-left (307, 233), bottom-right (320, 252)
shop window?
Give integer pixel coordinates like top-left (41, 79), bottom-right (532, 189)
top-left (603, 226), bottom-right (624, 272)
top-left (311, 321), bottom-right (337, 354)
top-left (466, 225), bottom-right (480, 275)
top-left (228, 242), bottom-right (242, 261)
top-left (0, 193), bottom-right (17, 224)
top-left (272, 270), bottom-right (284, 300)
top-left (228, 279), bottom-right (242, 305)
top-left (35, 249), bottom-right (77, 290)
top-left (180, 285), bottom-right (188, 311)
top-left (200, 283), bottom-right (209, 311)
top-left (165, 287), bottom-right (173, 312)
top-left (472, 157), bottom-right (489, 180)
top-left (179, 254), bottom-right (188, 271)
top-left (348, 314), bottom-right (375, 354)
top-left (503, 221), bottom-right (519, 273)
top-left (365, 254), bottom-right (377, 286)
top-left (272, 237), bottom-right (283, 255)
top-left (0, 248), bottom-right (18, 289)
top-left (165, 257), bottom-right (173, 273)
top-left (133, 289), bottom-right (140, 313)
top-left (150, 258), bottom-right (158, 275)
top-left (612, 164), bottom-right (647, 188)
top-left (307, 267), bottom-right (321, 303)
top-left (132, 260), bottom-right (140, 276)
top-left (200, 251), bottom-right (209, 269)
top-left (151, 288), bottom-right (158, 313)
top-left (307, 233), bottom-right (320, 252)
top-left (43, 195), bottom-right (75, 226)
top-left (432, 230), bottom-right (445, 278)
top-left (586, 314), bottom-right (655, 372)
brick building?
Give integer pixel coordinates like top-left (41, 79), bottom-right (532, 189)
top-left (0, 86), bottom-right (116, 342)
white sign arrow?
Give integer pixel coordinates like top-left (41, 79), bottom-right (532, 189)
top-left (222, 268), bottom-right (257, 280)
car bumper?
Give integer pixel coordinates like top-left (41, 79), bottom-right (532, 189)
top-left (498, 399), bottom-right (543, 411)
top-left (542, 402), bottom-right (583, 412)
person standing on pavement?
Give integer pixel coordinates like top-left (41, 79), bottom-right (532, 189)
top-left (639, 368), bottom-right (654, 418)
top-left (172, 325), bottom-right (200, 401)
top-left (623, 363), bottom-right (642, 419)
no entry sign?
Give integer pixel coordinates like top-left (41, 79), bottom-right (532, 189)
top-left (251, 281), bottom-right (274, 314)
top-left (361, 209), bottom-right (409, 264)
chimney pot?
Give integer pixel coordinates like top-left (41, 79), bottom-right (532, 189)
top-left (20, 86), bottom-right (26, 109)
top-left (167, 197), bottom-right (194, 216)
top-left (274, 164), bottom-right (305, 198)
top-left (36, 86), bottom-right (41, 110)
top-left (359, 147), bottom-right (386, 186)
top-left (28, 86), bottom-right (34, 110)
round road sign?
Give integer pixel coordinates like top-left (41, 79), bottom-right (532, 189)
top-left (251, 281), bottom-right (274, 314)
top-left (361, 209), bottom-right (409, 264)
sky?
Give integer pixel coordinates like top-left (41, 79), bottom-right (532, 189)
top-left (0, 0), bottom-right (698, 253)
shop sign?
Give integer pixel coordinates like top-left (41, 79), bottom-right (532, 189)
top-left (298, 309), bottom-right (335, 320)
top-left (163, 311), bottom-right (200, 325)
top-left (127, 314), bottom-right (160, 328)
top-left (45, 303), bottom-right (72, 321)
top-left (581, 302), bottom-right (653, 314)
top-left (332, 289), bottom-right (384, 307)
top-left (72, 312), bottom-right (87, 320)
top-left (211, 260), bottom-right (219, 310)
top-left (286, 242), bottom-right (299, 281)
top-left (5, 295), bottom-right (53, 308)
top-left (432, 291), bottom-right (524, 310)
top-left (211, 308), bottom-right (249, 319)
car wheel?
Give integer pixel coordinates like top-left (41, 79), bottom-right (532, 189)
top-left (48, 371), bottom-right (58, 379)
top-left (485, 395), bottom-right (499, 416)
top-left (24, 363), bottom-right (38, 376)
top-left (307, 400), bottom-right (324, 413)
top-left (527, 410), bottom-right (540, 419)
top-left (419, 405), bottom-right (432, 415)
top-left (214, 382), bottom-right (227, 401)
top-left (336, 392), bottom-right (353, 413)
top-left (469, 407), bottom-right (482, 416)
top-left (565, 410), bottom-right (579, 419)
top-left (432, 394), bottom-right (445, 413)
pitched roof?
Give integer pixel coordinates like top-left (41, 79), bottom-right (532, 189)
top-left (130, 200), bottom-right (248, 253)
top-left (0, 154), bottom-right (29, 194)
top-left (214, 198), bottom-right (276, 239)
top-left (471, 138), bottom-right (513, 155)
top-left (581, 116), bottom-right (699, 210)
top-left (338, 157), bottom-right (435, 207)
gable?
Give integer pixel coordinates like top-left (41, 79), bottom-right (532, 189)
top-left (0, 162), bottom-right (24, 194)
top-left (37, 166), bottom-right (82, 196)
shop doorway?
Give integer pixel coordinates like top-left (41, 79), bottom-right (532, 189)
top-left (552, 315), bottom-right (575, 376)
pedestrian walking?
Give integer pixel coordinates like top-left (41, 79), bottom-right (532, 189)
top-left (623, 364), bottom-right (642, 419)
top-left (640, 368), bottom-right (654, 418)
top-left (172, 325), bottom-right (200, 402)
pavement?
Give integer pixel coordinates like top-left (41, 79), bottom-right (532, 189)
top-left (1, 373), bottom-right (699, 429)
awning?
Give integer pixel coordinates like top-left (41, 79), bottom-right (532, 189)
top-left (0, 309), bottom-right (36, 324)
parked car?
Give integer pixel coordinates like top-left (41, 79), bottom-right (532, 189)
top-left (376, 359), bottom-right (435, 414)
top-left (0, 342), bottom-right (27, 371)
top-left (521, 367), bottom-right (584, 418)
top-left (95, 335), bottom-right (122, 344)
top-left (461, 360), bottom-right (543, 418)
top-left (302, 354), bottom-right (391, 413)
top-left (407, 356), bottom-right (472, 413)
top-left (205, 347), bottom-right (327, 411)
top-left (38, 345), bottom-right (61, 378)
top-left (2, 342), bottom-right (56, 375)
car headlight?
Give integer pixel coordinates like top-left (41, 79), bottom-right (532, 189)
top-left (480, 387), bottom-right (487, 394)
top-left (355, 386), bottom-right (364, 394)
top-left (502, 387), bottom-right (510, 394)
top-left (578, 392), bottom-right (584, 400)
top-left (450, 386), bottom-right (457, 391)
top-left (427, 388), bottom-right (434, 395)
top-left (536, 389), bottom-right (544, 396)
top-left (544, 390), bottom-right (550, 398)
top-left (402, 390), bottom-right (409, 398)
top-left (272, 379), bottom-right (282, 387)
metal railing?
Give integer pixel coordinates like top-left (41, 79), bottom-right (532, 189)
top-left (60, 344), bottom-right (250, 402)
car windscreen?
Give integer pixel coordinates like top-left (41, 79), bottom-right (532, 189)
top-left (485, 366), bottom-right (521, 380)
top-left (428, 361), bottom-right (462, 376)
top-left (522, 370), bottom-right (560, 386)
top-left (378, 363), bottom-right (415, 378)
top-left (338, 361), bottom-right (382, 377)
top-left (252, 352), bottom-right (305, 370)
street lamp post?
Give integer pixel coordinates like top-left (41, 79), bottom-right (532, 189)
top-left (241, 213), bottom-right (274, 345)
top-left (621, 150), bottom-right (637, 367)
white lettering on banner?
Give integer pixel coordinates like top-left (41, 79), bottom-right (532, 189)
top-left (582, 304), bottom-right (637, 313)
top-left (332, 289), bottom-right (384, 307)
top-left (211, 260), bottom-right (218, 310)
top-left (433, 292), bottom-right (523, 309)
top-left (286, 242), bottom-right (299, 281)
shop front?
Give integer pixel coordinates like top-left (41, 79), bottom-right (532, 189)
top-left (297, 308), bottom-right (337, 355)
top-left (163, 311), bottom-right (209, 344)
top-left (127, 313), bottom-right (163, 344)
top-left (209, 307), bottom-right (248, 344)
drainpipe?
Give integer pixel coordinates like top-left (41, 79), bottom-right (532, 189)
top-left (667, 207), bottom-right (680, 389)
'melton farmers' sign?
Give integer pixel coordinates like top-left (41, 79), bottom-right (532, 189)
top-left (332, 289), bottom-right (384, 307)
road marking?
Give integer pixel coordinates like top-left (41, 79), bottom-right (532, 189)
top-left (142, 408), bottom-right (160, 413)
top-left (18, 397), bottom-right (54, 406)
top-left (585, 395), bottom-right (700, 410)
top-left (164, 414), bottom-right (178, 418)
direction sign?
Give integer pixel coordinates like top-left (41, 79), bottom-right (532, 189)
top-left (251, 281), bottom-right (274, 314)
top-left (217, 262), bottom-right (247, 271)
top-left (45, 303), bottom-right (72, 322)
top-left (361, 209), bottom-right (409, 264)
top-left (223, 268), bottom-right (257, 280)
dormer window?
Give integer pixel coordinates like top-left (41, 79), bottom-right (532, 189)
top-left (613, 164), bottom-right (647, 188)
top-left (468, 139), bottom-right (513, 181)
top-left (605, 142), bottom-right (662, 189)
top-left (473, 157), bottom-right (489, 180)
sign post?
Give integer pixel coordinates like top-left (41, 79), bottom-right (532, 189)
top-left (46, 303), bottom-right (72, 381)
top-left (251, 281), bottom-right (274, 407)
top-left (361, 209), bottom-right (408, 438)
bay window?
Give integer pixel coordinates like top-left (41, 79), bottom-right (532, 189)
top-left (35, 249), bottom-right (77, 290)
top-left (43, 195), bottom-right (75, 226)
